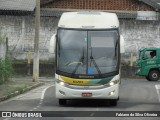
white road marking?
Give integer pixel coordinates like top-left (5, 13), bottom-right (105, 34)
top-left (96, 108), bottom-right (99, 111)
top-left (37, 105), bottom-right (40, 108)
top-left (14, 85), bottom-right (49, 100)
top-left (41, 85), bottom-right (55, 100)
top-left (28, 85), bottom-right (55, 111)
top-left (0, 84), bottom-right (55, 114)
top-left (155, 85), bottom-right (160, 102)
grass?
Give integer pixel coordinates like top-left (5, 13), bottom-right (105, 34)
top-left (0, 58), bottom-right (14, 84)
top-left (0, 80), bottom-right (38, 97)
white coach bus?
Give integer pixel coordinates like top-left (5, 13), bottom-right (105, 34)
top-left (49, 11), bottom-right (125, 106)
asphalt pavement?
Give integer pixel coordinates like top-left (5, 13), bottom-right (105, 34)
top-left (0, 79), bottom-right (160, 120)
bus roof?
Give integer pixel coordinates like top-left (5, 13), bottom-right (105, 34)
top-left (58, 11), bottom-right (119, 29)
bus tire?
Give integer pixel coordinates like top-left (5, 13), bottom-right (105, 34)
top-left (148, 70), bottom-right (159, 81)
top-left (59, 99), bottom-right (67, 105)
top-left (109, 99), bottom-right (117, 106)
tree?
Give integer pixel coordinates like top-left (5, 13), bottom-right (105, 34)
top-left (0, 27), bottom-right (13, 84)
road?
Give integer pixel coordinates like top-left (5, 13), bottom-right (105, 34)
top-left (0, 79), bottom-right (160, 120)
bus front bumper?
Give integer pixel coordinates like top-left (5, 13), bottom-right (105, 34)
top-left (55, 83), bottom-right (119, 99)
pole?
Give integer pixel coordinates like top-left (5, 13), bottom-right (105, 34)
top-left (33, 0), bottom-right (40, 82)
top-left (130, 52), bottom-right (133, 77)
top-left (130, 52), bottom-right (133, 67)
top-left (5, 37), bottom-right (8, 58)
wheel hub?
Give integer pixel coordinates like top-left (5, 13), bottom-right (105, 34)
top-left (152, 73), bottom-right (158, 78)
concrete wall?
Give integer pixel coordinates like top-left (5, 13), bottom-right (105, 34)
top-left (0, 28), bottom-right (6, 59)
top-left (0, 15), bottom-right (59, 60)
top-left (0, 15), bottom-right (160, 61)
top-left (120, 19), bottom-right (160, 62)
top-left (0, 43), bottom-right (6, 59)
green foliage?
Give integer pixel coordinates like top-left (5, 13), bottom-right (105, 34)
top-left (0, 58), bottom-right (14, 84)
top-left (0, 79), bottom-right (3, 85)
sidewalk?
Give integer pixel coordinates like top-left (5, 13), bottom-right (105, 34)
top-left (0, 77), bottom-right (55, 102)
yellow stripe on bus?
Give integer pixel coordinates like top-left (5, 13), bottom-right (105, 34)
top-left (60, 76), bottom-right (90, 85)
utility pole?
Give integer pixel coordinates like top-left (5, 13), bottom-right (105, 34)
top-left (33, 0), bottom-right (40, 82)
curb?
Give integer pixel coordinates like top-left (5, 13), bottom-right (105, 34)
top-left (11, 78), bottom-right (55, 82)
top-left (0, 82), bottom-right (45, 102)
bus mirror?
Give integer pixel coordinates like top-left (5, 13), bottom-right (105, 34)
top-left (49, 34), bottom-right (56, 54)
top-left (120, 35), bottom-right (125, 53)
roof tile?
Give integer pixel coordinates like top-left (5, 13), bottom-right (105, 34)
top-left (0, 0), bottom-right (36, 11)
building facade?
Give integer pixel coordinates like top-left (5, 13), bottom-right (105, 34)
top-left (0, 0), bottom-right (159, 61)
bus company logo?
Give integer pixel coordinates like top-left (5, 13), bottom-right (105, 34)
top-left (2, 112), bottom-right (11, 117)
top-left (73, 80), bottom-right (83, 84)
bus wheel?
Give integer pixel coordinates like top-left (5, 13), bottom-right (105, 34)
top-left (145, 76), bottom-right (151, 81)
top-left (109, 99), bottom-right (117, 106)
top-left (148, 70), bottom-right (160, 81)
top-left (59, 99), bottom-right (67, 105)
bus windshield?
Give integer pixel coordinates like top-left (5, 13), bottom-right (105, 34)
top-left (57, 29), bottom-right (119, 78)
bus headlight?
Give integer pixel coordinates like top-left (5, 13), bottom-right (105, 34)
top-left (56, 80), bottom-right (67, 86)
top-left (59, 81), bottom-right (65, 86)
top-left (105, 80), bottom-right (119, 87)
top-left (109, 81), bottom-right (114, 86)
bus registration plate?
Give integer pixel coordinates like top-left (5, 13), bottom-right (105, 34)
top-left (82, 92), bottom-right (92, 97)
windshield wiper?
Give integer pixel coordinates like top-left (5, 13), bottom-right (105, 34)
top-left (72, 47), bottom-right (85, 76)
top-left (90, 47), bottom-right (101, 75)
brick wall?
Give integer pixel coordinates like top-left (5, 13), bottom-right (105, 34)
top-left (43, 0), bottom-right (154, 11)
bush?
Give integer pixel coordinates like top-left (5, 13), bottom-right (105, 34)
top-left (0, 58), bottom-right (13, 84)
